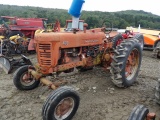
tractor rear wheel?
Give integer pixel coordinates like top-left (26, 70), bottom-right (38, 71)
top-left (128, 105), bottom-right (149, 120)
top-left (110, 38), bottom-right (142, 87)
top-left (13, 65), bottom-right (40, 90)
top-left (42, 86), bottom-right (80, 120)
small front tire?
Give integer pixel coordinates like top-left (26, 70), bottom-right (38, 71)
top-left (13, 65), bottom-right (40, 90)
top-left (42, 86), bottom-right (80, 120)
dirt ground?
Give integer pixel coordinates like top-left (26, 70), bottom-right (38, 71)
top-left (0, 50), bottom-right (160, 120)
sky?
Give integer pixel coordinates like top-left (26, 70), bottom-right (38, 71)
top-left (0, 0), bottom-right (160, 16)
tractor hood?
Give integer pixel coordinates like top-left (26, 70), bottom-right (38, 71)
top-left (34, 30), bottom-right (106, 48)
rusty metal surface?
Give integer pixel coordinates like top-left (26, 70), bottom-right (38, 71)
top-left (147, 113), bottom-right (156, 120)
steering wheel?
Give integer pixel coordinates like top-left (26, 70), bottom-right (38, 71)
top-left (101, 20), bottom-right (113, 34)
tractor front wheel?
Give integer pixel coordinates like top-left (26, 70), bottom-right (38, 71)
top-left (110, 38), bottom-right (142, 87)
top-left (13, 65), bottom-right (40, 90)
top-left (42, 86), bottom-right (80, 120)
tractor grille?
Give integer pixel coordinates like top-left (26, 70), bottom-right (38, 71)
top-left (39, 44), bottom-right (51, 50)
top-left (38, 43), bottom-right (52, 66)
top-left (39, 59), bottom-right (51, 65)
top-left (40, 52), bottom-right (51, 58)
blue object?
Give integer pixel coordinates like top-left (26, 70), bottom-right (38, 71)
top-left (68, 0), bottom-right (85, 18)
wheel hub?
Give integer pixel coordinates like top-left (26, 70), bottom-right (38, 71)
top-left (20, 72), bottom-right (35, 86)
top-left (125, 48), bottom-right (139, 80)
top-left (54, 97), bottom-right (74, 119)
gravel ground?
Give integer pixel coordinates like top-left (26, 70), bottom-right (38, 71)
top-left (0, 50), bottom-right (160, 120)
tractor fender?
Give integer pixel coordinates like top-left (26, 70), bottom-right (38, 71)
top-left (153, 39), bottom-right (160, 48)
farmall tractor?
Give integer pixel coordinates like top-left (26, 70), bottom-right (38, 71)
top-left (13, 22), bottom-right (143, 119)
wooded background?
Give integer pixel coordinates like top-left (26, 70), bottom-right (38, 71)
top-left (0, 4), bottom-right (160, 29)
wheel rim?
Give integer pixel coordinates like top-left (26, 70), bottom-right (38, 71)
top-left (125, 48), bottom-right (139, 80)
top-left (20, 71), bottom-right (36, 86)
top-left (54, 97), bottom-right (75, 119)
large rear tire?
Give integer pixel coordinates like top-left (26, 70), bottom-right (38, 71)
top-left (128, 105), bottom-right (149, 120)
top-left (13, 65), bottom-right (40, 90)
top-left (110, 38), bottom-right (142, 87)
top-left (42, 86), bottom-right (80, 120)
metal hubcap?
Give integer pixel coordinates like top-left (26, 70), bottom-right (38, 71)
top-left (54, 97), bottom-right (75, 119)
top-left (125, 48), bottom-right (139, 80)
top-left (20, 72), bottom-right (35, 86)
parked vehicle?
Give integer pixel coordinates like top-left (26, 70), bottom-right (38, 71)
top-left (11, 21), bottom-right (143, 119)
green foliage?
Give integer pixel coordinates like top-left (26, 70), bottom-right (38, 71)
top-left (0, 4), bottom-right (160, 29)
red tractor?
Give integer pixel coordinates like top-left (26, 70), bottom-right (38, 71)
top-left (0, 16), bottom-right (47, 38)
top-left (0, 16), bottom-right (61, 52)
top-left (0, 16), bottom-right (48, 51)
top-left (12, 20), bottom-right (143, 119)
